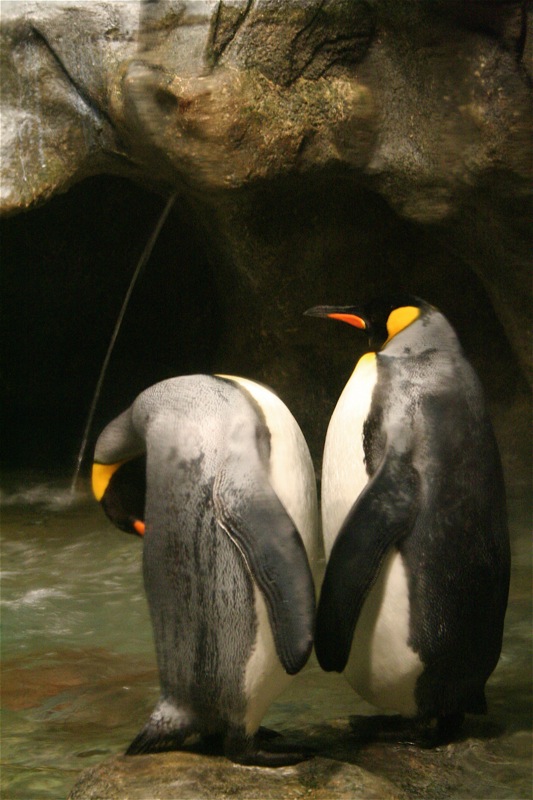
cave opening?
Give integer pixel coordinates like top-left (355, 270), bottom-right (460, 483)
top-left (1, 170), bottom-right (529, 482)
top-left (0, 175), bottom-right (221, 470)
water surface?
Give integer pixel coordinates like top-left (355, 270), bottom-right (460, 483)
top-left (1, 473), bottom-right (531, 799)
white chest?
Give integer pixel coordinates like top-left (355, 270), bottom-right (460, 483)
top-left (320, 355), bottom-right (423, 715)
top-left (344, 549), bottom-right (423, 716)
top-left (321, 354), bottom-right (377, 557)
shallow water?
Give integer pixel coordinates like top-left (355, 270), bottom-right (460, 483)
top-left (1, 472), bottom-right (531, 800)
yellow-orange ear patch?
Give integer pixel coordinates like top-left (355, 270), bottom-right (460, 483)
top-left (385, 306), bottom-right (420, 343)
top-left (92, 461), bottom-right (127, 501)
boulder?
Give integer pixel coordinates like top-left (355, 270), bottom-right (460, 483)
top-left (67, 748), bottom-right (407, 800)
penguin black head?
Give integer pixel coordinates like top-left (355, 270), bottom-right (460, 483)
top-left (305, 294), bottom-right (433, 351)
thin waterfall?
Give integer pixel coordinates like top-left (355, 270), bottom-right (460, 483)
top-left (70, 193), bottom-right (177, 495)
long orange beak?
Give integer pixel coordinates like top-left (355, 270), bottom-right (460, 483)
top-left (326, 313), bottom-right (366, 328)
top-left (304, 306), bottom-right (366, 329)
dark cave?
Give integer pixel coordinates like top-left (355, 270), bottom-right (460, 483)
top-left (1, 173), bottom-right (529, 478)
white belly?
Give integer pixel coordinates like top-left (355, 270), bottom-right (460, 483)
top-left (321, 354), bottom-right (377, 557)
top-left (244, 586), bottom-right (292, 734)
top-left (344, 550), bottom-right (423, 716)
top-left (321, 354), bottom-right (423, 715)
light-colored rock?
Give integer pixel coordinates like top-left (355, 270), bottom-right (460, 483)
top-left (0, 1), bottom-right (142, 212)
top-left (67, 747), bottom-right (407, 800)
top-left (2, 1), bottom-right (531, 221)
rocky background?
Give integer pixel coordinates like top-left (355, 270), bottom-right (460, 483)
top-left (1, 0), bottom-right (531, 475)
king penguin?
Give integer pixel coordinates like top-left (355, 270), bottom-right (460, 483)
top-left (305, 295), bottom-right (510, 742)
top-left (92, 374), bottom-right (319, 765)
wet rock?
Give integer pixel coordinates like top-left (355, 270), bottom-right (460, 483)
top-left (67, 748), bottom-right (406, 800)
top-left (67, 711), bottom-right (533, 800)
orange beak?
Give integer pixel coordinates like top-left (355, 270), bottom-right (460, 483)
top-left (304, 306), bottom-right (367, 330)
top-left (326, 313), bottom-right (366, 329)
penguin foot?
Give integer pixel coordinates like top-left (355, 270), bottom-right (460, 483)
top-left (422, 712), bottom-right (465, 747)
top-left (407, 711), bottom-right (466, 749)
top-left (126, 726), bottom-right (187, 755)
top-left (256, 726), bottom-right (283, 741)
top-left (196, 732), bottom-right (225, 755)
top-left (225, 728), bottom-right (313, 767)
top-left (349, 714), bottom-right (417, 744)
top-left (349, 712), bottom-right (466, 748)
top-left (125, 700), bottom-right (194, 755)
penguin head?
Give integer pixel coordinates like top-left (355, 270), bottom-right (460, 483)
top-left (305, 294), bottom-right (432, 351)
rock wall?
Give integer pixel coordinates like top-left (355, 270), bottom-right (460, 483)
top-left (1, 0), bottom-right (531, 469)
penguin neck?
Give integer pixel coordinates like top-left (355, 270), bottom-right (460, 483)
top-left (379, 311), bottom-right (460, 357)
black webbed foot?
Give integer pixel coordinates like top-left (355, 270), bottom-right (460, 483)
top-left (225, 726), bottom-right (313, 767)
top-left (125, 700), bottom-right (193, 755)
top-left (126, 726), bottom-right (187, 755)
top-left (427, 711), bottom-right (465, 746)
top-left (349, 713), bottom-right (417, 744)
top-left (256, 726), bottom-right (283, 741)
top-left (349, 711), bottom-right (466, 748)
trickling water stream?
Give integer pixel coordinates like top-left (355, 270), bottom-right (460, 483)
top-left (0, 472), bottom-right (531, 799)
top-left (70, 192), bottom-right (176, 495)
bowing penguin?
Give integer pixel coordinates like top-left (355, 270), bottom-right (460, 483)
top-left (306, 295), bottom-right (510, 742)
top-left (92, 374), bottom-right (319, 765)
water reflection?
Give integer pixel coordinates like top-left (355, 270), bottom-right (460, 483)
top-left (1, 474), bottom-right (531, 799)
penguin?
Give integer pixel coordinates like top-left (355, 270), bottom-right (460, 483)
top-left (92, 374), bottom-right (319, 765)
top-left (305, 295), bottom-right (510, 742)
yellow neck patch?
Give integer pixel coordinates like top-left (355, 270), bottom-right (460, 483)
top-left (385, 306), bottom-right (420, 344)
top-left (92, 460), bottom-right (127, 501)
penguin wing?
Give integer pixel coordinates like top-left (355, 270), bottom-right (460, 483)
top-left (315, 448), bottom-right (420, 672)
top-left (213, 459), bottom-right (316, 676)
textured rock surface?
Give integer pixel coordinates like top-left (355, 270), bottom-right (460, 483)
top-left (2, 1), bottom-right (531, 215)
top-left (67, 712), bottom-right (533, 800)
top-left (0, 1), bottom-right (140, 211)
top-left (67, 748), bottom-right (406, 800)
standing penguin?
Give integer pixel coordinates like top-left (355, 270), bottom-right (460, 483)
top-left (305, 295), bottom-right (510, 742)
top-left (92, 374), bottom-right (319, 765)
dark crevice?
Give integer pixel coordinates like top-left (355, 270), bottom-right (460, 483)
top-left (207, 0), bottom-right (255, 67)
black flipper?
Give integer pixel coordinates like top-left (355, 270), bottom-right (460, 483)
top-left (315, 447), bottom-right (420, 672)
top-left (213, 456), bottom-right (316, 676)
top-left (101, 455), bottom-right (147, 536)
